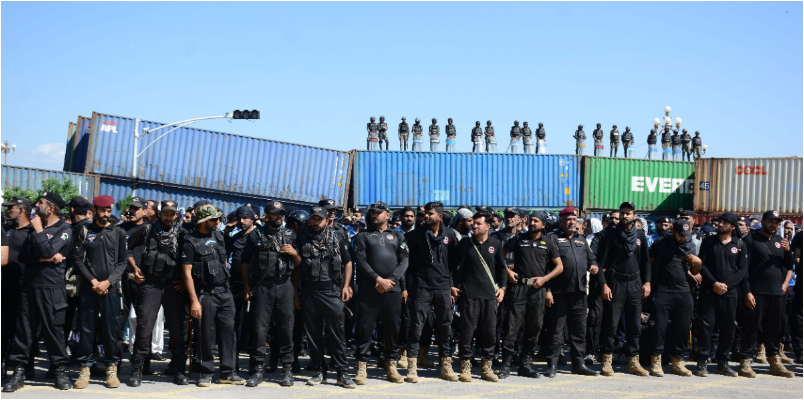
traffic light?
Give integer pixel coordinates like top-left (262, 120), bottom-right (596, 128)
top-left (233, 110), bottom-right (260, 120)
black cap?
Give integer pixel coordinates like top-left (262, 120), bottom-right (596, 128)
top-left (762, 210), bottom-right (782, 221)
top-left (656, 216), bottom-right (670, 224)
top-left (160, 200), bottom-right (178, 212)
top-left (236, 205), bottom-right (255, 219)
top-left (68, 196), bottom-right (92, 210)
top-left (193, 200), bottom-right (211, 209)
top-left (475, 206), bottom-right (494, 214)
top-left (40, 191), bottom-right (66, 209)
top-left (265, 201), bottom-right (286, 214)
top-left (368, 201), bottom-right (390, 213)
top-left (318, 198), bottom-right (337, 210)
top-left (129, 196), bottom-right (147, 209)
top-left (679, 210), bottom-right (696, 218)
top-left (310, 206), bottom-right (328, 219)
top-left (503, 207), bottom-right (518, 215)
top-left (530, 210), bottom-right (547, 223)
top-left (619, 201), bottom-right (636, 211)
top-left (716, 212), bottom-right (739, 228)
top-left (673, 219), bottom-right (692, 237)
top-left (3, 196), bottom-right (32, 208)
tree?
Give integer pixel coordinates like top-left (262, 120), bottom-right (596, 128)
top-left (115, 194), bottom-right (132, 215)
top-left (2, 177), bottom-right (82, 214)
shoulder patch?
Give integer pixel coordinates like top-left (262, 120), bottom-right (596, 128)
top-left (61, 232), bottom-right (69, 241)
top-left (488, 246), bottom-right (496, 254)
top-left (636, 238), bottom-right (642, 246)
top-left (386, 234), bottom-right (394, 241)
top-left (774, 242), bottom-right (781, 249)
top-left (443, 237), bottom-right (449, 245)
top-left (730, 246), bottom-right (738, 254)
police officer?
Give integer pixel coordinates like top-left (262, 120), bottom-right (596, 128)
top-left (451, 211), bottom-right (507, 382)
top-left (543, 208), bottom-right (599, 377)
top-left (535, 122), bottom-right (546, 154)
top-left (399, 117), bottom-right (410, 151)
top-left (592, 123), bottom-right (604, 156)
top-left (498, 211), bottom-right (562, 379)
top-left (367, 117), bottom-right (379, 151)
top-left (522, 122), bottom-right (534, 154)
top-left (379, 116), bottom-right (389, 151)
top-left (412, 118), bottom-right (424, 152)
top-left (490, 207), bottom-right (518, 362)
top-left (680, 129), bottom-right (692, 161)
top-left (692, 131), bottom-right (703, 159)
top-left (671, 129), bottom-right (682, 161)
top-left (319, 199), bottom-right (350, 248)
top-left (485, 121), bottom-right (497, 153)
top-left (181, 204), bottom-right (245, 386)
top-left (696, 212), bottom-right (746, 377)
top-left (609, 125), bottom-right (620, 157)
top-left (292, 206), bottom-right (356, 388)
top-left (509, 121), bottom-right (522, 154)
top-left (622, 126), bottom-right (633, 158)
top-left (738, 210), bottom-right (795, 378)
top-left (223, 205), bottom-right (256, 371)
top-left (64, 196), bottom-right (93, 352)
top-left (647, 129), bottom-right (658, 160)
top-left (573, 125), bottom-right (586, 155)
top-left (661, 126), bottom-right (672, 160)
top-left (647, 219), bottom-right (701, 377)
top-left (471, 122), bottom-right (484, 153)
top-left (429, 118), bottom-right (440, 152)
top-left (352, 201), bottom-right (409, 384)
top-left (119, 196), bottom-right (148, 363)
top-left (240, 201), bottom-right (297, 387)
top-left (70, 195), bottom-right (128, 389)
top-left (404, 201), bottom-right (459, 383)
top-left (596, 202), bottom-right (651, 377)
top-left (445, 118), bottom-right (457, 152)
top-left (3, 192), bottom-right (73, 393)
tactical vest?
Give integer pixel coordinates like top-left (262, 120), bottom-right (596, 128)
top-left (367, 122), bottom-right (378, 133)
top-left (187, 231), bottom-right (229, 288)
top-left (300, 230), bottom-right (343, 288)
top-left (693, 137), bottom-right (702, 147)
top-left (536, 128), bottom-right (546, 140)
top-left (379, 123), bottom-right (388, 133)
top-left (648, 134), bottom-right (657, 145)
top-left (485, 127), bottom-right (495, 136)
top-left (511, 127), bottom-right (521, 137)
top-left (622, 133), bottom-right (632, 143)
top-left (671, 135), bottom-right (681, 145)
top-left (661, 131), bottom-right (671, 143)
top-left (472, 127), bottom-right (483, 137)
top-left (593, 129), bottom-right (603, 141)
top-left (250, 227), bottom-right (294, 285)
top-left (399, 123), bottom-right (409, 133)
top-left (522, 127), bottom-right (532, 137)
top-left (610, 130), bottom-right (620, 142)
top-left (140, 225), bottom-right (179, 279)
top-left (412, 124), bottom-right (423, 135)
top-left (446, 124), bottom-right (456, 136)
top-left (429, 125), bottom-right (439, 135)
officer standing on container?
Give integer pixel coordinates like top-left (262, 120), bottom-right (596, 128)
top-left (367, 117), bottom-right (379, 151)
top-left (181, 205), bottom-right (245, 387)
top-left (592, 123), bottom-right (604, 156)
top-left (535, 122), bottom-right (546, 154)
top-left (412, 118), bottom-right (424, 151)
top-left (680, 129), bottom-right (693, 161)
top-left (542, 208), bottom-right (599, 377)
top-left (126, 200), bottom-right (191, 387)
top-left (573, 125), bottom-right (586, 155)
top-left (240, 201), bottom-right (298, 387)
top-left (692, 131), bottom-right (703, 159)
top-left (352, 201), bottom-right (409, 384)
top-left (445, 118), bottom-right (457, 152)
top-left (647, 129), bottom-right (658, 160)
top-left (696, 213), bottom-right (746, 377)
top-left (399, 117), bottom-right (410, 151)
top-left (471, 122), bottom-right (484, 153)
top-left (622, 127), bottom-right (633, 158)
top-left (498, 211), bottom-right (563, 379)
top-left (661, 126), bottom-right (672, 160)
top-left (522, 122), bottom-right (534, 154)
top-left (292, 207), bottom-right (356, 388)
top-left (738, 210), bottom-right (795, 379)
top-left (379, 116), bottom-right (389, 151)
top-left (485, 121), bottom-right (497, 153)
top-left (609, 125), bottom-right (620, 157)
top-left (509, 121), bottom-right (522, 154)
top-left (596, 202), bottom-right (651, 377)
top-left (429, 118), bottom-right (440, 152)
top-left (3, 192), bottom-right (73, 393)
top-left (671, 129), bottom-right (682, 161)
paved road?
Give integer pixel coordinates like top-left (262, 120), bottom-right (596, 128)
top-left (2, 354), bottom-right (801, 399)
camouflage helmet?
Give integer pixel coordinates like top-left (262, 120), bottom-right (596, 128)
top-left (195, 204), bottom-right (223, 224)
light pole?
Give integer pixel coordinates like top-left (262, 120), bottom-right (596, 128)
top-left (131, 110), bottom-right (259, 195)
top-left (1, 140), bottom-right (16, 165)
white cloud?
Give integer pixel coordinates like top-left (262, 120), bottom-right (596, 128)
top-left (9, 142), bottom-right (67, 171)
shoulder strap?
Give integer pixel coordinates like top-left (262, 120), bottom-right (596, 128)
top-left (472, 244), bottom-right (499, 292)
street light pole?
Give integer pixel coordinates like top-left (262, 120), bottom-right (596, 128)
top-left (1, 140), bottom-right (16, 165)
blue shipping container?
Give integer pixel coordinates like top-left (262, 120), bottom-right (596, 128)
top-left (2, 165), bottom-right (98, 198)
top-left (99, 177), bottom-right (311, 217)
top-left (352, 151), bottom-right (580, 209)
top-left (84, 112), bottom-right (352, 207)
top-left (70, 115), bottom-right (92, 173)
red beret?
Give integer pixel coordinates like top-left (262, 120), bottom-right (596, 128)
top-left (93, 195), bottom-right (115, 208)
top-left (559, 207), bottom-right (577, 217)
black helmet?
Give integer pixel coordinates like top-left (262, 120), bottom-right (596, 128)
top-left (486, 120), bottom-right (492, 125)
top-left (514, 120), bottom-right (519, 124)
top-left (544, 212), bottom-right (559, 232)
top-left (415, 118), bottom-right (420, 123)
top-left (287, 210), bottom-right (310, 231)
top-left (578, 124), bottom-right (583, 129)
top-left (523, 121), bottom-right (528, 125)
top-left (448, 117), bottom-right (453, 122)
top-left (625, 126), bottom-right (631, 131)
top-left (401, 116), bottom-right (406, 120)
top-left (370, 116), bottom-right (376, 121)
top-left (432, 118), bottom-right (437, 123)
top-left (538, 122), bottom-right (543, 127)
top-left (380, 116), bottom-right (385, 120)
top-left (682, 128), bottom-right (687, 133)
top-left (596, 123), bottom-right (601, 128)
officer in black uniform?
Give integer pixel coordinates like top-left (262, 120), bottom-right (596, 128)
top-left (367, 117), bottom-right (378, 151)
top-left (292, 207), bottom-right (356, 388)
top-left (696, 212), bottom-right (746, 377)
top-left (412, 118), bottom-right (424, 152)
top-left (648, 129), bottom-right (658, 160)
top-left (609, 125), bottom-right (620, 157)
top-left (352, 201), bottom-right (409, 384)
top-left (319, 199), bottom-right (350, 247)
top-left (535, 122), bottom-right (546, 154)
top-left (64, 196), bottom-right (93, 351)
top-left (622, 126), bottom-right (633, 158)
top-left (1, 197), bottom-right (33, 377)
top-left (521, 121), bottom-right (533, 154)
top-left (692, 131), bottom-right (703, 159)
top-left (543, 207), bottom-right (599, 377)
top-left (680, 129), bottom-right (692, 161)
top-left (126, 200), bottom-right (191, 386)
top-left (490, 207), bottom-right (518, 362)
top-left (593, 123), bottom-right (604, 156)
top-left (429, 118), bottom-right (440, 152)
top-left (399, 117), bottom-right (410, 151)
top-left (379, 116), bottom-right (389, 150)
top-left (661, 126), bottom-right (672, 160)
top-left (596, 202), bottom-right (651, 377)
top-left (498, 211), bottom-right (563, 379)
top-left (671, 129), bottom-right (682, 161)
top-left (471, 122), bottom-right (484, 153)
top-left (181, 205), bottom-right (245, 387)
top-left (119, 196), bottom-right (149, 348)
top-left (240, 201), bottom-right (298, 387)
top-left (573, 125), bottom-right (586, 155)
top-left (223, 206), bottom-right (255, 371)
top-left (509, 121), bottom-right (522, 154)
top-left (484, 121), bottom-right (496, 153)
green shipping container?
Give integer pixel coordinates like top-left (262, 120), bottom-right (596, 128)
top-left (582, 157), bottom-right (694, 212)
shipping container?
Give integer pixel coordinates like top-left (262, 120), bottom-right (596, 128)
top-left (581, 157), bottom-right (694, 213)
top-left (69, 115), bottom-right (92, 173)
top-left (63, 122), bottom-right (76, 172)
top-left (351, 151), bottom-right (580, 209)
top-left (694, 213), bottom-right (803, 226)
top-left (2, 165), bottom-right (99, 198)
top-left (82, 112), bottom-right (351, 207)
top-left (694, 157), bottom-right (802, 215)
top-left (99, 176), bottom-right (310, 217)
top-left (583, 211), bottom-right (669, 224)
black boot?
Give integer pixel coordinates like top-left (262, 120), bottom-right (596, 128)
top-left (544, 360), bottom-right (557, 378)
top-left (518, 355), bottom-right (540, 378)
top-left (280, 363), bottom-right (294, 387)
top-left (498, 354), bottom-right (512, 379)
top-left (695, 359), bottom-right (708, 377)
top-left (716, 361), bottom-right (737, 377)
top-left (174, 361), bottom-right (190, 386)
top-left (54, 365), bottom-right (71, 390)
top-left (3, 365), bottom-right (26, 392)
top-left (572, 364), bottom-right (599, 376)
top-left (246, 364), bottom-right (264, 387)
top-left (128, 356), bottom-right (144, 387)
top-left (266, 357), bottom-right (278, 373)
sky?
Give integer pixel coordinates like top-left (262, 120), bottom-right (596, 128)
top-left (2, 1), bottom-right (802, 171)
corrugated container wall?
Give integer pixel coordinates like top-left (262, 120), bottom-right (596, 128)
top-left (83, 112), bottom-right (352, 207)
top-left (2, 165), bottom-right (98, 198)
top-left (582, 157), bottom-right (694, 212)
top-left (99, 177), bottom-right (310, 217)
top-left (352, 151), bottom-right (580, 209)
top-left (63, 122), bottom-right (76, 172)
top-left (69, 116), bottom-right (92, 173)
top-left (694, 157), bottom-right (802, 214)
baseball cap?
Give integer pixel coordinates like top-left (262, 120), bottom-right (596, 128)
top-left (265, 201), bottom-right (286, 214)
top-left (368, 201), bottom-right (390, 213)
top-left (673, 219), bottom-right (692, 237)
top-left (195, 204), bottom-right (223, 223)
top-left (619, 201), bottom-right (636, 211)
top-left (3, 196), bottom-right (31, 208)
top-left (93, 195), bottom-right (115, 208)
top-left (762, 210), bottom-right (782, 222)
top-left (503, 207), bottom-right (518, 215)
top-left (679, 210), bottom-right (696, 218)
top-left (559, 207), bottom-right (577, 217)
top-left (40, 191), bottom-right (66, 209)
top-left (318, 198), bottom-right (337, 210)
top-left (310, 206), bottom-right (328, 219)
top-left (475, 206), bottom-right (494, 214)
top-left (129, 196), bottom-right (147, 209)
top-left (160, 200), bottom-right (178, 212)
top-left (716, 212), bottom-right (738, 228)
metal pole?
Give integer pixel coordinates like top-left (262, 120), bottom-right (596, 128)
top-left (132, 118), bottom-right (140, 197)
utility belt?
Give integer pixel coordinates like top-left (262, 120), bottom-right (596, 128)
top-left (607, 269), bottom-right (640, 282)
top-left (253, 276), bottom-right (290, 287)
top-left (198, 285), bottom-right (229, 295)
top-left (512, 273), bottom-right (536, 286)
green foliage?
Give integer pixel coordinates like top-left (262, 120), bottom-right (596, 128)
top-left (2, 177), bottom-right (82, 213)
top-left (115, 194), bottom-right (132, 214)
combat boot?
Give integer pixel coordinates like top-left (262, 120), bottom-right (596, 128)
top-left (419, 347), bottom-right (434, 368)
top-left (128, 356), bottom-right (144, 387)
top-left (2, 365), bottom-right (26, 392)
top-left (106, 364), bottom-right (120, 388)
top-left (398, 349), bottom-right (408, 368)
top-left (517, 356), bottom-right (540, 378)
top-left (649, 355), bottom-right (664, 377)
top-left (694, 359), bottom-right (708, 377)
top-left (405, 358), bottom-right (419, 383)
top-left (600, 353), bottom-right (615, 377)
top-left (245, 364), bottom-right (264, 387)
top-left (54, 365), bottom-right (71, 390)
top-left (481, 360), bottom-right (498, 382)
top-left (385, 360), bottom-right (404, 383)
top-left (778, 344), bottom-right (794, 364)
top-left (716, 361), bottom-right (737, 377)
top-left (627, 355), bottom-right (649, 376)
top-left (670, 356), bottom-right (692, 377)
top-left (498, 354), bottom-right (512, 379)
top-left (74, 366), bottom-right (90, 389)
top-left (440, 357), bottom-right (459, 381)
top-left (738, 358), bottom-right (756, 378)
top-left (280, 363), bottom-right (294, 386)
top-left (354, 361), bottom-right (368, 385)
top-left (459, 359), bottom-right (472, 382)
top-left (756, 343), bottom-right (767, 364)
top-left (768, 355), bottom-right (795, 378)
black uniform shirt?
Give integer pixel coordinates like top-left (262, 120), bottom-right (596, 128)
top-left (451, 236), bottom-right (507, 300)
top-left (503, 231), bottom-right (559, 279)
top-left (5, 224), bottom-right (33, 282)
top-left (228, 228), bottom-right (251, 285)
top-left (353, 226), bottom-right (408, 292)
top-left (740, 231), bottom-right (793, 296)
top-left (491, 230), bottom-right (517, 267)
top-left (698, 235), bottom-right (748, 297)
top-left (240, 226), bottom-right (297, 282)
top-left (550, 230), bottom-right (597, 294)
top-left (596, 224), bottom-right (651, 285)
top-left (22, 219), bottom-right (73, 289)
top-left (181, 230), bottom-right (228, 290)
top-left (119, 221), bottom-right (146, 272)
top-left (296, 229), bottom-right (351, 292)
top-left (71, 222), bottom-right (128, 290)
top-left (405, 223), bottom-right (457, 290)
top-left (649, 235), bottom-right (695, 293)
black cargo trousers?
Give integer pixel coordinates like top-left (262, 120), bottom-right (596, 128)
top-left (132, 277), bottom-right (189, 369)
top-left (250, 279), bottom-right (295, 366)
